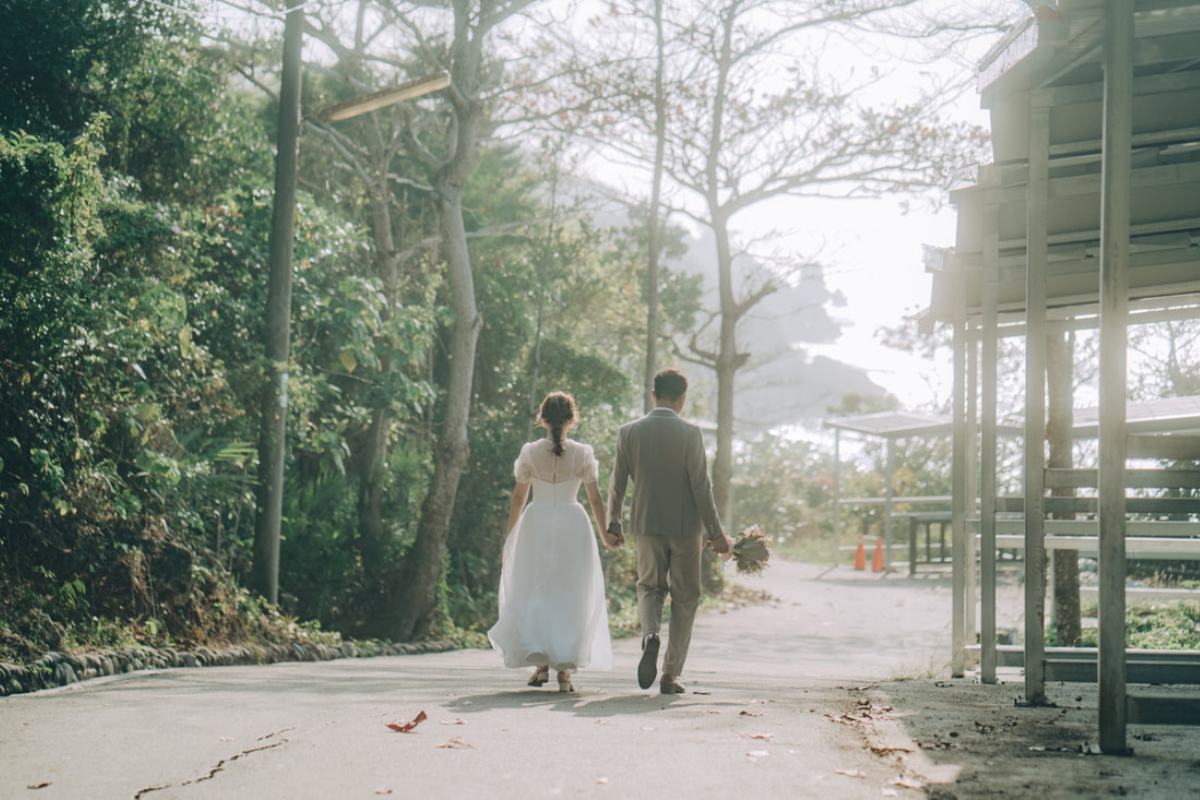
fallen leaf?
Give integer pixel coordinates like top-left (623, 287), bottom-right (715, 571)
top-left (595, 777), bottom-right (608, 784)
top-left (385, 710), bottom-right (428, 733)
top-left (692, 690), bottom-right (711, 695)
top-left (436, 736), bottom-right (473, 749)
top-left (739, 710), bottom-right (763, 717)
top-left (374, 790), bottom-right (393, 796)
top-left (825, 713), bottom-right (858, 725)
top-left (27, 783), bottom-right (51, 790)
top-left (746, 750), bottom-right (770, 758)
top-left (835, 769), bottom-right (865, 778)
top-left (871, 746), bottom-right (914, 755)
top-left (439, 718), bottom-right (467, 726)
top-left (743, 733), bottom-right (774, 741)
top-left (890, 777), bottom-right (925, 789)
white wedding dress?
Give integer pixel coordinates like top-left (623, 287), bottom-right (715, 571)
top-left (488, 438), bottom-right (612, 672)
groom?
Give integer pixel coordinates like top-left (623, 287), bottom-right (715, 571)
top-left (607, 368), bottom-right (730, 693)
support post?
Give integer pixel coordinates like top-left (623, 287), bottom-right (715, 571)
top-left (981, 202), bottom-right (1000, 684)
top-left (252, 4), bottom-right (304, 605)
top-left (833, 428), bottom-right (841, 566)
top-left (1098, 0), bottom-right (1134, 755)
top-left (966, 325), bottom-right (979, 665)
top-left (884, 437), bottom-right (895, 569)
top-left (951, 280), bottom-right (967, 678)
top-left (1023, 104), bottom-right (1050, 705)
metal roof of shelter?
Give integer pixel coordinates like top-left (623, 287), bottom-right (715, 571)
top-left (1074, 394), bottom-right (1200, 436)
top-left (827, 396), bottom-right (1200, 441)
top-left (823, 411), bottom-right (954, 439)
top-left (825, 410), bottom-right (1028, 439)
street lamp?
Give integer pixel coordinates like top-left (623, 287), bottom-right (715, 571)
top-left (312, 71), bottom-right (451, 122)
top-left (252, 1), bottom-right (449, 604)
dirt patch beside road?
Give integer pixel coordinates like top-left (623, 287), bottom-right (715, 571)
top-left (848, 677), bottom-right (1200, 798)
top-left (721, 561), bottom-right (1200, 799)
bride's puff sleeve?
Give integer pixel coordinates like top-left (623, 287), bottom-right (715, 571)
top-left (514, 443), bottom-right (535, 483)
top-left (580, 444), bottom-right (600, 484)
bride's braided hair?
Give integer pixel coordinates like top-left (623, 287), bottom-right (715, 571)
top-left (538, 392), bottom-right (577, 456)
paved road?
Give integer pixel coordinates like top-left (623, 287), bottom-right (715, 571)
top-left (0, 562), bottom-right (955, 799)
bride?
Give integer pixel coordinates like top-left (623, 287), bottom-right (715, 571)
top-left (488, 392), bottom-right (622, 692)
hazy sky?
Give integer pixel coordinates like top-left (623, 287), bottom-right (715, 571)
top-left (573, 1), bottom-right (1020, 416)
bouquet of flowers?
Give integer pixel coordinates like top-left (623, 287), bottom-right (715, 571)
top-left (730, 525), bottom-right (772, 575)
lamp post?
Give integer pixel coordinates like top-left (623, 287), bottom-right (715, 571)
top-left (251, 1), bottom-right (448, 604)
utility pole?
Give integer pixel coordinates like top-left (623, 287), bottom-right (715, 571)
top-left (252, 3), bottom-right (303, 605)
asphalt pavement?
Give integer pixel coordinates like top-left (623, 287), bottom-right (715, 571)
top-left (0, 561), bottom-right (960, 799)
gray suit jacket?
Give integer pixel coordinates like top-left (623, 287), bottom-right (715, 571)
top-left (607, 408), bottom-right (724, 540)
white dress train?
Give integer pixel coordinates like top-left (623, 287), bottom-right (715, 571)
top-left (487, 439), bottom-right (612, 672)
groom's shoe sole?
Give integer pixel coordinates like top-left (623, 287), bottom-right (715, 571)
top-left (638, 633), bottom-right (660, 690)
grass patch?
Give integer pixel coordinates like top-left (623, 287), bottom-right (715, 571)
top-left (1078, 600), bottom-right (1200, 650)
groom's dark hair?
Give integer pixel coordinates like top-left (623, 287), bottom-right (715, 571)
top-left (653, 368), bottom-right (688, 401)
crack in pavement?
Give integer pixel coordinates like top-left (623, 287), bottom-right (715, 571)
top-left (133, 736), bottom-right (288, 798)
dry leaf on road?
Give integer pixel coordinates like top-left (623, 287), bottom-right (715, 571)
top-left (385, 710), bottom-right (428, 733)
top-left (436, 736), bottom-right (473, 749)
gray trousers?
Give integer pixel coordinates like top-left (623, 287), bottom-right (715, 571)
top-left (636, 533), bottom-right (704, 679)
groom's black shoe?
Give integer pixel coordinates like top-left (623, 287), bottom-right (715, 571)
top-left (638, 633), bottom-right (660, 690)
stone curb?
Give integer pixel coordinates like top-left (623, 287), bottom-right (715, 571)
top-left (0, 639), bottom-right (459, 697)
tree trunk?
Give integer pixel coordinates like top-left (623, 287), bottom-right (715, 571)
top-left (1047, 329), bottom-right (1081, 647)
top-left (390, 178), bottom-right (480, 641)
top-left (384, 0), bottom-right (488, 642)
top-left (642, 0), bottom-right (666, 414)
top-left (707, 5), bottom-right (738, 538)
top-left (711, 212), bottom-right (736, 529)
top-left (526, 286), bottom-right (544, 443)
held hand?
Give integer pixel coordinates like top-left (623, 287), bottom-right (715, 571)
top-left (708, 534), bottom-right (731, 555)
top-left (601, 530), bottom-right (625, 549)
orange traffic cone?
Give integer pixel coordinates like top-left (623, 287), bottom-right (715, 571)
top-left (871, 537), bottom-right (885, 572)
top-left (853, 537), bottom-right (866, 571)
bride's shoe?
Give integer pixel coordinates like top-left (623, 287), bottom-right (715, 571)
top-left (528, 666), bottom-right (550, 687)
top-left (557, 670), bottom-right (575, 693)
